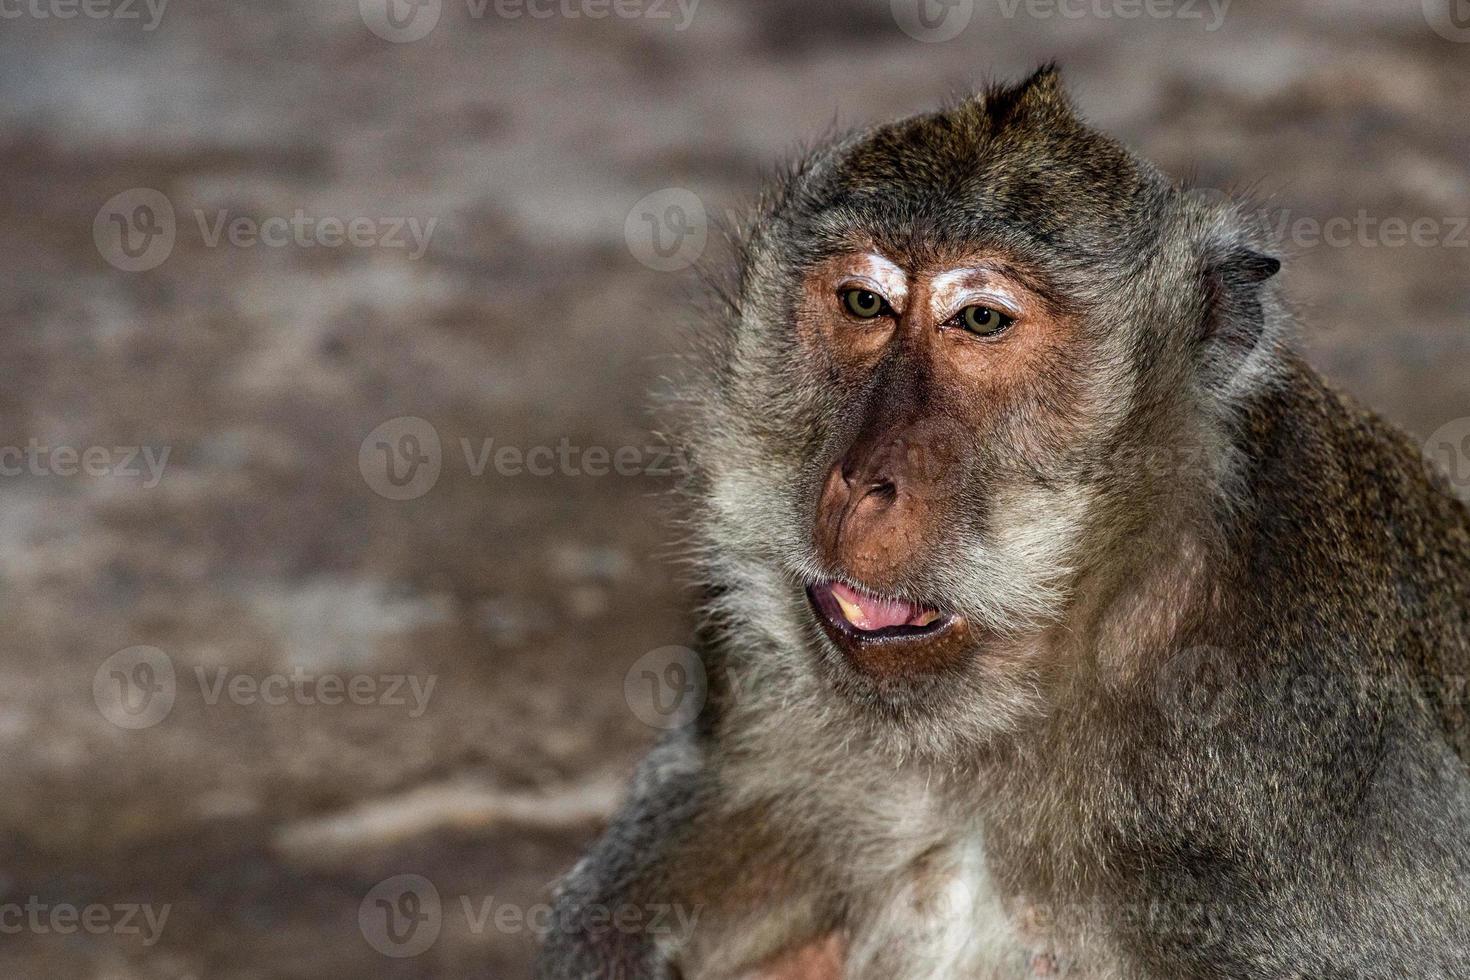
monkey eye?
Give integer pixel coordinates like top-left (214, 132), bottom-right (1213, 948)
top-left (840, 288), bottom-right (890, 320)
top-left (956, 305), bottom-right (1014, 337)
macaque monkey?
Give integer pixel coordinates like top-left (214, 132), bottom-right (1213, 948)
top-left (537, 66), bottom-right (1470, 979)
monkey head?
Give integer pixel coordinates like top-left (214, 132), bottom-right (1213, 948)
top-left (688, 67), bottom-right (1280, 748)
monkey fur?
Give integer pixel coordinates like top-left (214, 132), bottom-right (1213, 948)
top-left (536, 66), bottom-right (1470, 979)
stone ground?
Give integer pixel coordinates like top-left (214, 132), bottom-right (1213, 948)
top-left (0, 0), bottom-right (1466, 976)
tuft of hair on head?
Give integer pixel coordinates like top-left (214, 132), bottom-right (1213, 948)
top-left (976, 62), bottom-right (1077, 127)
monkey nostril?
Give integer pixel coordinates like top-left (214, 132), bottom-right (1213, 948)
top-left (832, 455), bottom-right (899, 510)
top-left (862, 477), bottom-right (898, 506)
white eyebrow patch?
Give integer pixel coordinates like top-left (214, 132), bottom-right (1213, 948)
top-left (840, 253), bottom-right (909, 310)
top-left (928, 267), bottom-right (1023, 322)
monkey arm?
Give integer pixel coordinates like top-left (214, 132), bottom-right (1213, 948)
top-left (534, 731), bottom-right (708, 980)
top-left (535, 720), bottom-right (845, 980)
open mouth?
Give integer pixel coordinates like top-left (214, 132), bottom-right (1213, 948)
top-left (806, 580), bottom-right (970, 680)
top-left (806, 581), bottom-right (956, 642)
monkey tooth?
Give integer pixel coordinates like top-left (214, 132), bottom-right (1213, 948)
top-left (833, 589), bottom-right (868, 627)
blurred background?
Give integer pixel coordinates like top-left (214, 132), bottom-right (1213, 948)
top-left (0, 0), bottom-right (1467, 976)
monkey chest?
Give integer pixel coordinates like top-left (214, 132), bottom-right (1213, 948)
top-left (839, 835), bottom-right (1105, 980)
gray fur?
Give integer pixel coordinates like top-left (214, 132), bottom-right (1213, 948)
top-left (536, 67), bottom-right (1470, 979)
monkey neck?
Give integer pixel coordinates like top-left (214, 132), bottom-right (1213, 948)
top-left (1062, 439), bottom-right (1230, 694)
top-left (966, 536), bottom-right (1219, 910)
top-left (1095, 513), bottom-right (1216, 680)
top-left (958, 418), bottom-right (1240, 894)
top-left (967, 357), bottom-right (1343, 898)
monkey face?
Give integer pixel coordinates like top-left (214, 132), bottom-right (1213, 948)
top-left (797, 246), bottom-right (1090, 681)
top-left (697, 230), bottom-right (1127, 731)
top-left (689, 69), bottom-right (1270, 742)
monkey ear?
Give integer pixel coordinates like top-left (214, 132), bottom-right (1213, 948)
top-left (1199, 245), bottom-right (1281, 365)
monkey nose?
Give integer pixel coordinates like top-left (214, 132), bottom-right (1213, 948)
top-left (816, 459), bottom-right (899, 568)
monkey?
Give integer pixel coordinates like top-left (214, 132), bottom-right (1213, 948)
top-left (535, 66), bottom-right (1470, 979)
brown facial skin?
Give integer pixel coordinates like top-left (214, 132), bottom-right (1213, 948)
top-left (801, 244), bottom-right (1078, 677)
